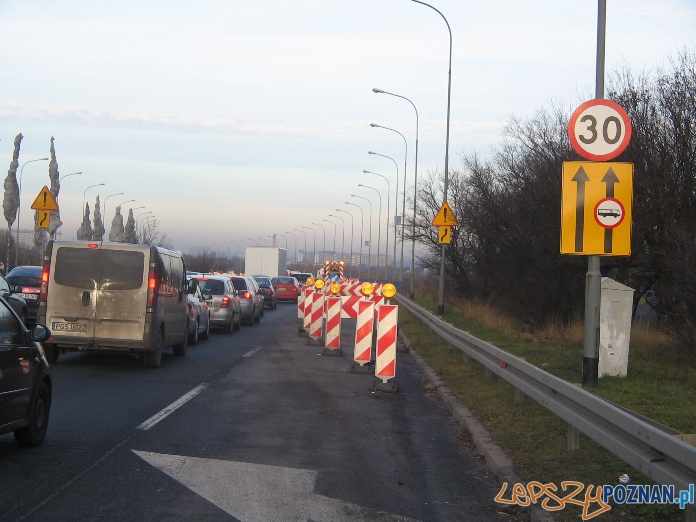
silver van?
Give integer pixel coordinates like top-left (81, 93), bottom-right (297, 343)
top-left (38, 241), bottom-right (190, 368)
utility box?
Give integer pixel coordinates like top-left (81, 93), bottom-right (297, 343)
top-left (599, 277), bottom-right (634, 377)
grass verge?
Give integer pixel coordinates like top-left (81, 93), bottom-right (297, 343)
top-left (399, 295), bottom-right (695, 521)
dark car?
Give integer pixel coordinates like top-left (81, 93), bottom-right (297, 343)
top-left (0, 296), bottom-right (52, 446)
top-left (5, 265), bottom-right (41, 325)
top-left (253, 275), bottom-right (277, 310)
top-left (0, 273), bottom-right (28, 326)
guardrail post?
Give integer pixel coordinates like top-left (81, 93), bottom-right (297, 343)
top-left (462, 352), bottom-right (470, 363)
top-left (685, 505), bottom-right (695, 522)
top-left (514, 388), bottom-right (524, 404)
top-left (567, 424), bottom-right (580, 451)
top-left (483, 367), bottom-right (492, 379)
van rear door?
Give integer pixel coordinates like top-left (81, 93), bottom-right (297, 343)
top-left (47, 243), bottom-right (148, 341)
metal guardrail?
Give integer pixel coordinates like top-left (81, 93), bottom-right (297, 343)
top-left (396, 295), bottom-right (696, 490)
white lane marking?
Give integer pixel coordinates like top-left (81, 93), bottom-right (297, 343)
top-left (243, 346), bottom-right (261, 358)
top-left (137, 383), bottom-right (209, 431)
top-left (132, 451), bottom-right (423, 522)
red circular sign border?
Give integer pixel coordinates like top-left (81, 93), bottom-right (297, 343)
top-left (568, 99), bottom-right (632, 161)
top-left (594, 197), bottom-right (626, 229)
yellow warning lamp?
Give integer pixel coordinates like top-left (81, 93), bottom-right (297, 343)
top-left (360, 282), bottom-right (375, 297)
top-left (325, 260), bottom-right (330, 265)
top-left (330, 282), bottom-right (341, 295)
top-left (306, 276), bottom-right (315, 286)
top-left (315, 279), bottom-right (325, 290)
top-left (382, 283), bottom-right (397, 300)
top-left (339, 260), bottom-right (345, 266)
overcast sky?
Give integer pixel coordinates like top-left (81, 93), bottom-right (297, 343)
top-left (1, 0), bottom-right (694, 258)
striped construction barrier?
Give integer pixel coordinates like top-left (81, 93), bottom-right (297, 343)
top-left (298, 285), bottom-right (308, 319)
top-left (375, 304), bottom-right (398, 383)
top-left (303, 287), bottom-right (314, 333)
top-left (353, 300), bottom-right (375, 365)
top-left (309, 292), bottom-right (325, 340)
top-left (324, 296), bottom-right (342, 350)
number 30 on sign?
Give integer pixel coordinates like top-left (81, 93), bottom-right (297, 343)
top-left (568, 99), bottom-right (632, 161)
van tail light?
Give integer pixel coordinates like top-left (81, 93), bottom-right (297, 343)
top-left (220, 296), bottom-right (231, 308)
top-left (40, 263), bottom-right (50, 301)
top-left (240, 291), bottom-right (252, 299)
top-left (147, 268), bottom-right (159, 307)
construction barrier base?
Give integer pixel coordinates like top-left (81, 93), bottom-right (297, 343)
top-left (322, 347), bottom-right (342, 356)
top-left (350, 361), bottom-right (374, 373)
top-left (307, 337), bottom-right (324, 346)
top-left (373, 381), bottom-right (398, 393)
top-left (297, 319), bottom-right (305, 334)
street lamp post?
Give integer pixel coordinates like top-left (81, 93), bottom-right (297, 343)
top-left (363, 171), bottom-right (390, 280)
top-left (257, 237), bottom-right (268, 245)
top-left (275, 233), bottom-right (288, 250)
top-left (335, 209), bottom-right (354, 277)
top-left (412, 0), bottom-right (453, 316)
top-left (285, 231), bottom-right (298, 262)
top-left (351, 195), bottom-right (373, 280)
top-left (311, 223), bottom-right (326, 263)
top-left (369, 151), bottom-right (399, 279)
top-left (294, 229), bottom-right (307, 265)
top-left (370, 124), bottom-right (408, 286)
top-left (247, 239), bottom-right (258, 246)
top-left (102, 192), bottom-right (124, 223)
top-left (327, 214), bottom-right (344, 261)
top-left (373, 88), bottom-right (420, 298)
top-left (302, 226), bottom-right (316, 268)
top-left (82, 183), bottom-right (106, 218)
top-left (15, 157), bottom-right (49, 266)
top-left (358, 184), bottom-right (382, 281)
top-left (344, 203), bottom-right (363, 280)
top-left (323, 219), bottom-right (337, 261)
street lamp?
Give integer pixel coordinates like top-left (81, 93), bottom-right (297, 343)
top-left (369, 151), bottom-right (399, 279)
top-left (335, 209), bottom-right (354, 277)
top-left (311, 222), bottom-right (326, 263)
top-left (294, 228), bottom-right (307, 264)
top-left (370, 124), bottom-right (408, 286)
top-left (302, 226), bottom-right (316, 266)
top-left (15, 157), bottom-right (49, 266)
top-left (351, 195), bottom-right (373, 280)
top-left (275, 233), bottom-right (288, 250)
top-left (345, 201), bottom-right (365, 280)
top-left (327, 214), bottom-right (345, 262)
top-left (82, 183), bottom-right (106, 217)
top-left (323, 219), bottom-right (338, 261)
top-left (257, 237), bottom-right (268, 245)
top-left (411, 0), bottom-right (453, 315)
top-left (60, 171), bottom-right (82, 182)
top-left (363, 171), bottom-right (391, 281)
top-left (285, 231), bottom-right (298, 262)
top-left (358, 184), bottom-right (382, 281)
top-left (373, 88), bottom-right (420, 298)
top-left (102, 192), bottom-right (124, 222)
top-left (247, 239), bottom-right (258, 246)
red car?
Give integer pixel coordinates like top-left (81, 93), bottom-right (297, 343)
top-left (271, 276), bottom-right (300, 303)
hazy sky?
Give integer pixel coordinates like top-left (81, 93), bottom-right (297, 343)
top-left (1, 1), bottom-right (694, 258)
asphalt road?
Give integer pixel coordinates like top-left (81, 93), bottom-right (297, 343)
top-left (0, 302), bottom-right (512, 522)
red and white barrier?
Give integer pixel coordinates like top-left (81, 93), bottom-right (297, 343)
top-left (324, 296), bottom-right (342, 350)
top-left (353, 300), bottom-right (375, 365)
top-left (309, 292), bottom-right (325, 340)
top-left (375, 304), bottom-right (398, 383)
top-left (298, 285), bottom-right (308, 319)
top-left (303, 287), bottom-right (314, 332)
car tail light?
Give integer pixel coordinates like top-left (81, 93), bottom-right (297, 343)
top-left (147, 267), bottom-right (159, 307)
top-left (265, 289), bottom-right (273, 295)
top-left (240, 290), bottom-right (252, 299)
top-left (220, 296), bottom-right (231, 308)
top-left (40, 263), bottom-right (50, 301)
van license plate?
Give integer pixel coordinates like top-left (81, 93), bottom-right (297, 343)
top-left (52, 322), bottom-right (87, 333)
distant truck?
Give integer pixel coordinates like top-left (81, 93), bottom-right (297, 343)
top-left (244, 247), bottom-right (287, 277)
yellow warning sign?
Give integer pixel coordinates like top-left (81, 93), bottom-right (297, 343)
top-left (438, 226), bottom-right (452, 244)
top-left (31, 186), bottom-right (59, 211)
top-left (561, 162), bottom-right (633, 256)
top-left (37, 210), bottom-right (50, 228)
top-left (432, 202), bottom-right (459, 226)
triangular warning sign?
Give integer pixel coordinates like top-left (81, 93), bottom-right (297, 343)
top-left (431, 202), bottom-right (459, 226)
top-left (30, 186), bottom-right (59, 211)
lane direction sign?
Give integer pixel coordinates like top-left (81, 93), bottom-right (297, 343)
top-left (438, 226), bottom-right (451, 244)
top-left (31, 186), bottom-right (59, 211)
top-left (432, 202), bottom-right (459, 226)
top-left (568, 99), bottom-right (632, 161)
top-left (37, 210), bottom-right (51, 229)
top-left (561, 162), bottom-right (633, 256)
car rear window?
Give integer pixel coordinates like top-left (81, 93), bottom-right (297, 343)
top-left (231, 278), bottom-right (248, 291)
top-left (254, 277), bottom-right (272, 288)
top-left (7, 267), bottom-right (42, 278)
top-left (272, 277), bottom-right (295, 285)
top-left (197, 279), bottom-right (225, 295)
top-left (54, 248), bottom-right (145, 291)
top-left (6, 275), bottom-right (41, 286)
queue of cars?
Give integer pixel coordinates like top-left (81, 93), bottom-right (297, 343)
top-left (0, 239), bottom-right (301, 448)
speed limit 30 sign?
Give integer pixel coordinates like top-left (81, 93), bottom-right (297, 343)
top-left (568, 99), bottom-right (632, 161)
